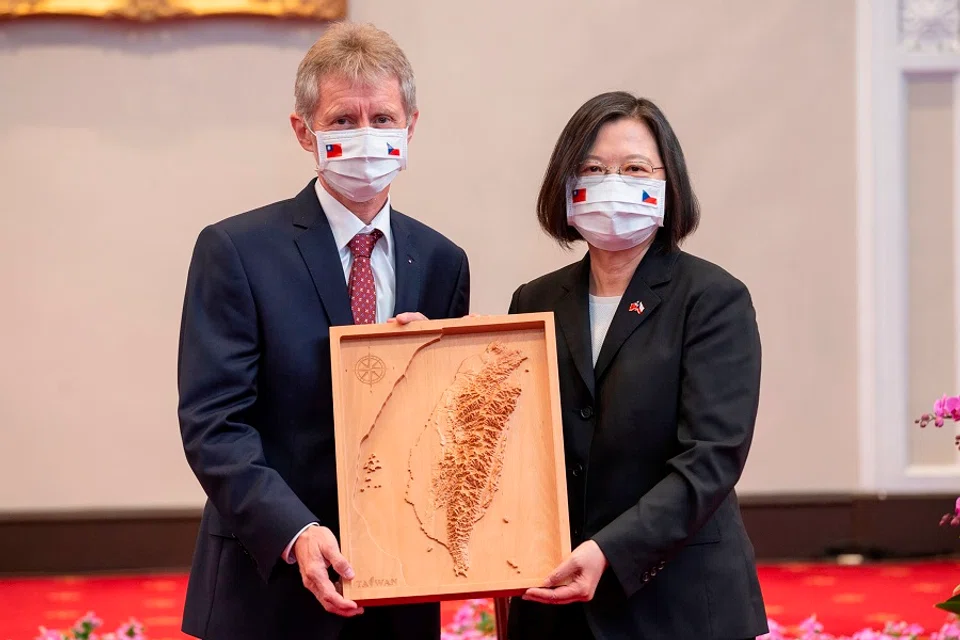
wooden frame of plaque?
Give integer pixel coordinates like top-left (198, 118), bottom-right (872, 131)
top-left (330, 313), bottom-right (570, 606)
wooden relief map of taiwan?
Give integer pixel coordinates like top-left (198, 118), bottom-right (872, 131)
top-left (330, 314), bottom-right (570, 604)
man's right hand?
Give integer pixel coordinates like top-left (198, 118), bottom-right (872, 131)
top-left (293, 525), bottom-right (364, 617)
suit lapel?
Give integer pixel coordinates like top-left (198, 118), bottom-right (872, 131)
top-left (593, 249), bottom-right (677, 381)
top-left (555, 256), bottom-right (596, 399)
top-left (391, 210), bottom-right (422, 315)
top-left (292, 181), bottom-right (354, 327)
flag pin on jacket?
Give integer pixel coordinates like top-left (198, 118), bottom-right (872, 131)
top-left (628, 301), bottom-right (644, 315)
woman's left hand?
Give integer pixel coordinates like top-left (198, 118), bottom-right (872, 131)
top-left (522, 540), bottom-right (609, 605)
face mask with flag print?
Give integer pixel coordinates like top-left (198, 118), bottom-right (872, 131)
top-left (314, 127), bottom-right (408, 202)
top-left (566, 174), bottom-right (667, 251)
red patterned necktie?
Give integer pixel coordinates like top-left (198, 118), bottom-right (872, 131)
top-left (347, 230), bottom-right (383, 325)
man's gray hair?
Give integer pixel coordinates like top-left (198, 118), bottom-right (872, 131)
top-left (295, 22), bottom-right (417, 127)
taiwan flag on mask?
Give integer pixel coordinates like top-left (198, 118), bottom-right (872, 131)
top-left (387, 143), bottom-right (401, 157)
top-left (326, 143), bottom-right (343, 158)
top-left (572, 188), bottom-right (587, 203)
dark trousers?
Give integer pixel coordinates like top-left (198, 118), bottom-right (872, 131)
top-left (506, 599), bottom-right (758, 640)
top-left (339, 603), bottom-right (440, 640)
top-left (507, 601), bottom-right (594, 639)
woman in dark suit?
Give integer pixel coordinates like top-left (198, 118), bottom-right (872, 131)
top-left (507, 92), bottom-right (767, 639)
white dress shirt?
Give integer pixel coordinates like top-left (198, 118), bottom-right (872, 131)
top-left (588, 294), bottom-right (622, 366)
top-left (282, 182), bottom-right (398, 564)
top-left (315, 180), bottom-right (396, 323)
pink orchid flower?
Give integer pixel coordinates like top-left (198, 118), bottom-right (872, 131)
top-left (114, 619), bottom-right (145, 640)
top-left (935, 395), bottom-right (947, 415)
top-left (931, 619), bottom-right (960, 640)
top-left (759, 618), bottom-right (787, 639)
top-left (933, 395), bottom-right (960, 425)
top-left (74, 611), bottom-right (103, 635)
top-left (947, 396), bottom-right (960, 420)
top-left (916, 394), bottom-right (960, 427)
top-left (940, 497), bottom-right (960, 526)
top-left (799, 615), bottom-right (825, 635)
top-left (881, 620), bottom-right (924, 637)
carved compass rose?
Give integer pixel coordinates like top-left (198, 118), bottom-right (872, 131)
top-left (355, 353), bottom-right (386, 386)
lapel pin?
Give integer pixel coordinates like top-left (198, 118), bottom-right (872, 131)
top-left (628, 301), bottom-right (644, 315)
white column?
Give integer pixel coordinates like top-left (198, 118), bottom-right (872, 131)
top-left (859, 0), bottom-right (960, 492)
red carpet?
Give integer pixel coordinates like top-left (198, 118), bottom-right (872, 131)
top-left (0, 561), bottom-right (957, 639)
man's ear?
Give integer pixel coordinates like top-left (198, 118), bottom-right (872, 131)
top-left (291, 112), bottom-right (317, 153)
top-left (406, 110), bottom-right (420, 142)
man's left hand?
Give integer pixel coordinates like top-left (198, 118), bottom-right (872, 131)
top-left (522, 540), bottom-right (608, 605)
top-left (389, 312), bottom-right (428, 325)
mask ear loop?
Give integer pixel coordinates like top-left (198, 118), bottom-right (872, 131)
top-left (394, 130), bottom-right (410, 171)
top-left (565, 176), bottom-right (582, 223)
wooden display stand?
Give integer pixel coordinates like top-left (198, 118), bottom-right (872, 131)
top-left (330, 313), bottom-right (570, 606)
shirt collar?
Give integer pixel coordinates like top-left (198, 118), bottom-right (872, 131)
top-left (314, 180), bottom-right (392, 253)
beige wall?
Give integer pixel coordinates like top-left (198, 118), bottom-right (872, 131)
top-left (907, 76), bottom-right (957, 465)
top-left (0, 0), bottom-right (858, 511)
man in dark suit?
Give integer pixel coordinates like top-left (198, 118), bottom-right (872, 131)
top-left (177, 22), bottom-right (469, 640)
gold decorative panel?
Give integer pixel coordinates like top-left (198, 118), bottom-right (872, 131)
top-left (0, 0), bottom-right (344, 20)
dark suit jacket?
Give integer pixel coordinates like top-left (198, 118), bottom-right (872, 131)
top-left (507, 249), bottom-right (767, 640)
top-left (177, 180), bottom-right (469, 639)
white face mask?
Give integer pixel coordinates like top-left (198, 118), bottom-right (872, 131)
top-left (566, 174), bottom-right (667, 251)
top-left (313, 127), bottom-right (408, 202)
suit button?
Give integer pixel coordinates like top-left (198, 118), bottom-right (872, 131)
top-left (650, 567), bottom-right (657, 577)
top-left (659, 561), bottom-right (666, 569)
top-left (579, 407), bottom-right (594, 419)
top-left (642, 571), bottom-right (650, 582)
top-left (570, 463), bottom-right (583, 477)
